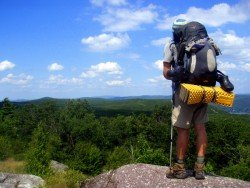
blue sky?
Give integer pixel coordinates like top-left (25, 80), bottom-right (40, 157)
top-left (0, 0), bottom-right (249, 100)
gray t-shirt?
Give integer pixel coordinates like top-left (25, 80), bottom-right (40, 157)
top-left (163, 40), bottom-right (177, 65)
top-left (163, 40), bottom-right (179, 92)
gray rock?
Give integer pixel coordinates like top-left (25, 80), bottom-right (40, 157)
top-left (81, 163), bottom-right (250, 188)
top-left (0, 172), bottom-right (44, 188)
top-left (50, 160), bottom-right (69, 173)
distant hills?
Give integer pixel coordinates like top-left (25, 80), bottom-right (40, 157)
top-left (3, 94), bottom-right (250, 115)
top-left (87, 95), bottom-right (172, 100)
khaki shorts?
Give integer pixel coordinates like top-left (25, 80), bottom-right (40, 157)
top-left (172, 90), bottom-right (208, 129)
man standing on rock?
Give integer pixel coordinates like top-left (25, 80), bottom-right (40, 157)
top-left (163, 19), bottom-right (220, 179)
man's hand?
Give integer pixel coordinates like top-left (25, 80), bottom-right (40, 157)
top-left (163, 62), bottom-right (172, 80)
top-left (167, 66), bottom-right (187, 82)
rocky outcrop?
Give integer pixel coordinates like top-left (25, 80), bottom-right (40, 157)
top-left (81, 163), bottom-right (249, 188)
top-left (0, 173), bottom-right (44, 188)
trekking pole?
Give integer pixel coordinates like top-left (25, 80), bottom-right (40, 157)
top-left (169, 123), bottom-right (173, 167)
top-left (166, 120), bottom-right (174, 178)
top-left (169, 90), bottom-right (175, 168)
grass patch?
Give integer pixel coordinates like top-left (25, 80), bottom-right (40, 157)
top-left (0, 158), bottom-right (89, 188)
top-left (44, 170), bottom-right (89, 188)
top-left (0, 158), bottom-right (26, 174)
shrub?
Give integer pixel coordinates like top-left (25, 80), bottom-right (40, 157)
top-left (220, 161), bottom-right (250, 181)
top-left (25, 122), bottom-right (52, 176)
top-left (105, 147), bottom-right (132, 170)
top-left (45, 170), bottom-right (87, 188)
top-left (0, 136), bottom-right (12, 160)
top-left (134, 134), bottom-right (168, 165)
top-left (69, 142), bottom-right (102, 175)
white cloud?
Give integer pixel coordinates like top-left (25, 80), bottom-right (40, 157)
top-left (90, 0), bottom-right (127, 7)
top-left (210, 30), bottom-right (250, 61)
top-left (48, 75), bottom-right (66, 84)
top-left (241, 63), bottom-right (250, 72)
top-left (106, 78), bottom-right (131, 86)
top-left (95, 4), bottom-right (158, 32)
top-left (153, 60), bottom-right (163, 71)
top-left (211, 30), bottom-right (245, 48)
top-left (81, 33), bottom-right (130, 51)
top-left (91, 62), bottom-right (122, 74)
top-left (46, 75), bottom-right (83, 85)
top-left (147, 75), bottom-right (164, 83)
top-left (0, 73), bottom-right (33, 86)
top-left (81, 70), bottom-right (97, 78)
top-left (81, 62), bottom-right (122, 78)
top-left (210, 30), bottom-right (250, 76)
top-left (217, 60), bottom-right (237, 73)
top-left (0, 60), bottom-right (15, 71)
top-left (157, 1), bottom-right (250, 30)
top-left (151, 37), bottom-right (171, 46)
top-left (48, 63), bottom-right (64, 71)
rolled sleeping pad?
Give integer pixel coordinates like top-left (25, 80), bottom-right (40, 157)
top-left (179, 83), bottom-right (235, 107)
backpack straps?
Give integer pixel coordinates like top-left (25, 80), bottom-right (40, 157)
top-left (185, 38), bottom-right (208, 52)
top-left (208, 38), bottom-right (221, 56)
top-left (176, 42), bottom-right (186, 66)
top-left (177, 37), bottom-right (216, 67)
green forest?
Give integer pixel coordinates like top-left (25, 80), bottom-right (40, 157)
top-left (0, 97), bottom-right (249, 186)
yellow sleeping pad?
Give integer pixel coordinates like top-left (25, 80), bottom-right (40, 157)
top-left (213, 87), bottom-right (235, 107)
top-left (179, 83), bottom-right (235, 107)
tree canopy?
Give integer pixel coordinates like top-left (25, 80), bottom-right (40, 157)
top-left (0, 98), bottom-right (249, 181)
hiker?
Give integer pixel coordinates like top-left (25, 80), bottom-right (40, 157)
top-left (163, 19), bottom-right (221, 180)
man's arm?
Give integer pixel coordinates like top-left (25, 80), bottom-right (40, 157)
top-left (163, 61), bottom-right (187, 82)
top-left (163, 61), bottom-right (172, 80)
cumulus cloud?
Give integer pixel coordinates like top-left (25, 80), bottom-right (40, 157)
top-left (91, 62), bottom-right (122, 74)
top-left (151, 37), bottom-right (171, 47)
top-left (211, 30), bottom-right (245, 48)
top-left (217, 60), bottom-right (237, 73)
top-left (147, 75), bottom-right (164, 83)
top-left (95, 4), bottom-right (158, 32)
top-left (81, 70), bottom-right (97, 78)
top-left (210, 30), bottom-right (250, 61)
top-left (90, 0), bottom-right (127, 7)
top-left (153, 60), bottom-right (163, 71)
top-left (46, 75), bottom-right (83, 85)
top-left (204, 30), bottom-right (250, 74)
top-left (157, 1), bottom-right (250, 30)
top-left (241, 63), bottom-right (250, 72)
top-left (212, 30), bottom-right (250, 75)
top-left (0, 73), bottom-right (33, 86)
top-left (81, 33), bottom-right (130, 51)
top-left (81, 62), bottom-right (122, 78)
top-left (48, 63), bottom-right (64, 71)
top-left (106, 78), bottom-right (131, 86)
top-left (0, 60), bottom-right (15, 71)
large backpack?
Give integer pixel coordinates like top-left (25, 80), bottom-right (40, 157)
top-left (176, 21), bottom-right (218, 86)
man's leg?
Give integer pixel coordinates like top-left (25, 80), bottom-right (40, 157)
top-left (168, 90), bottom-right (193, 179)
top-left (194, 124), bottom-right (207, 158)
top-left (194, 124), bottom-right (207, 179)
top-left (176, 127), bottom-right (190, 161)
top-left (167, 127), bottom-right (189, 179)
